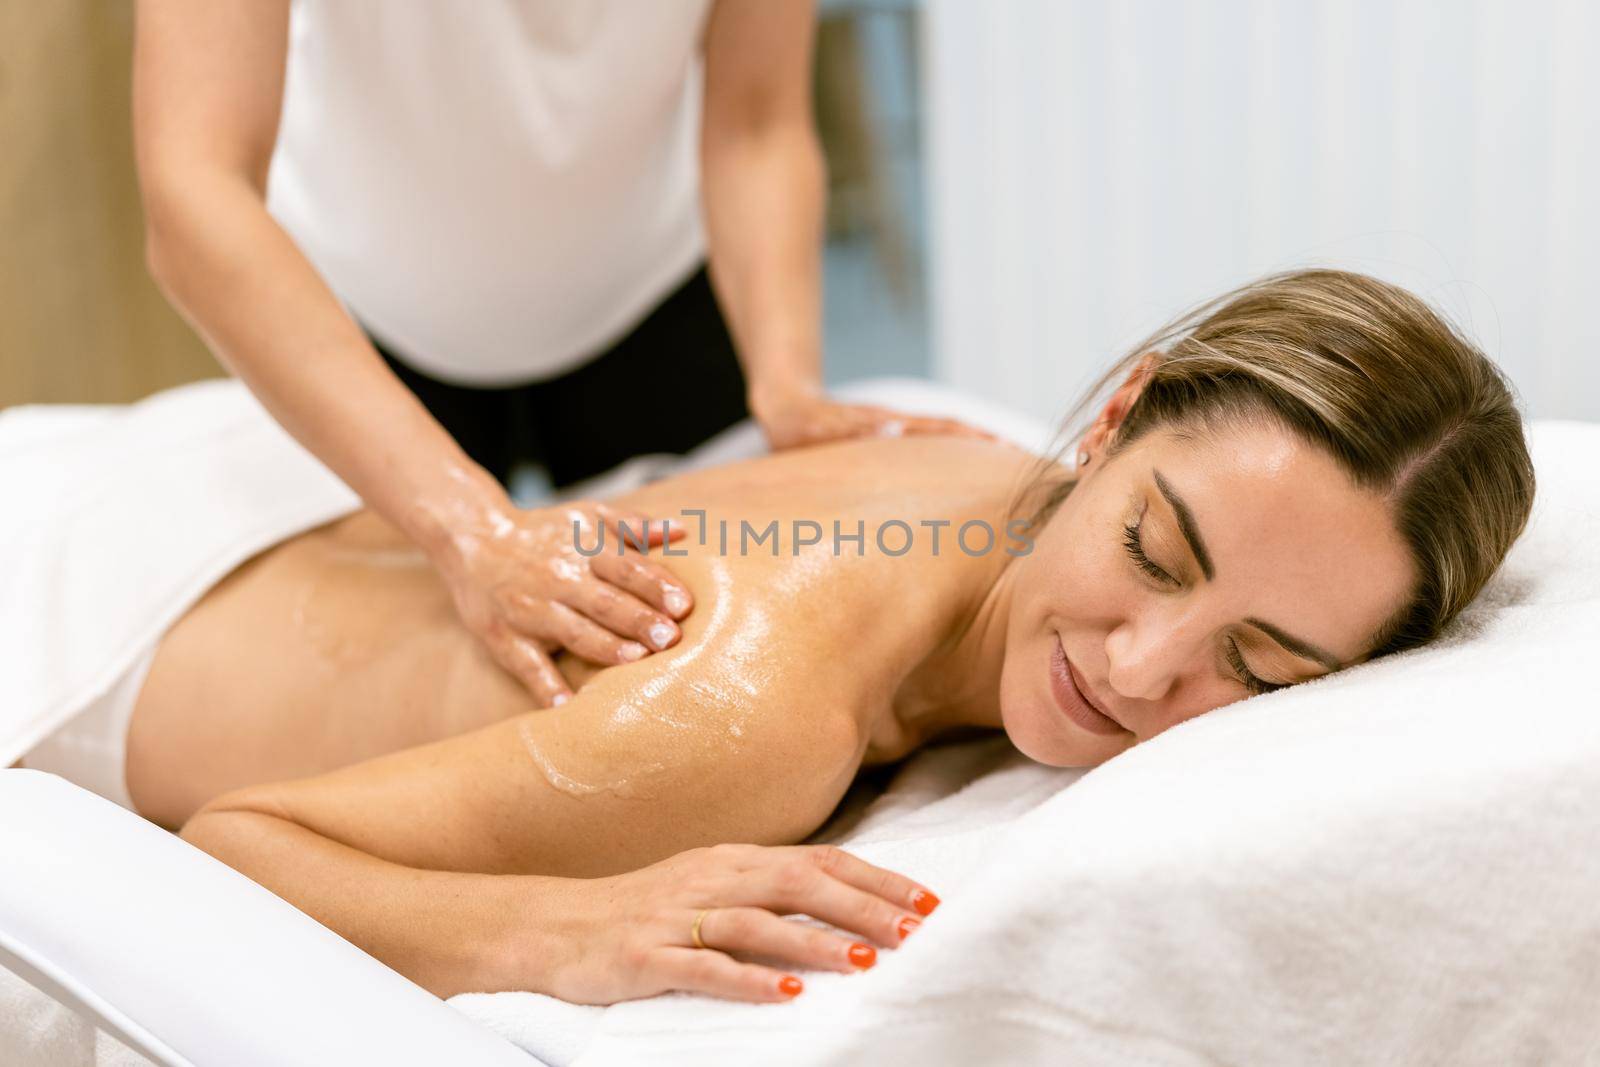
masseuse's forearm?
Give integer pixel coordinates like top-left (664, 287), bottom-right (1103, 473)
top-left (701, 117), bottom-right (828, 413)
top-left (180, 805), bottom-right (565, 998)
top-left (141, 177), bottom-right (511, 557)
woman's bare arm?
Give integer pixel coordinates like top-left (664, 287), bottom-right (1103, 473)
top-left (187, 657), bottom-right (862, 873)
top-left (178, 808), bottom-right (574, 997)
top-left (178, 662), bottom-right (870, 993)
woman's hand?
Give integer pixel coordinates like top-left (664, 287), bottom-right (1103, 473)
top-left (434, 498), bottom-right (694, 706)
top-left (536, 843), bottom-right (941, 1005)
top-left (752, 387), bottom-right (1001, 451)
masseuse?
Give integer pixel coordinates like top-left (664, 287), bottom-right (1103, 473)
top-left (132, 1), bottom-right (985, 707)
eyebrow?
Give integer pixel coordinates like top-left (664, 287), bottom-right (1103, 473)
top-left (1153, 470), bottom-right (1215, 581)
top-left (1150, 468), bottom-right (1344, 671)
top-left (1245, 618), bottom-right (1343, 671)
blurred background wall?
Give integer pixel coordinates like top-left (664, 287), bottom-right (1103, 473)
top-left (6, 1), bottom-right (1595, 428)
top-left (0, 0), bottom-right (216, 407)
top-left (925, 0), bottom-right (1600, 426)
top-left (816, 0), bottom-right (930, 386)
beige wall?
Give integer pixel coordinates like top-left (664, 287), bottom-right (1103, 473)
top-left (0, 0), bottom-right (217, 408)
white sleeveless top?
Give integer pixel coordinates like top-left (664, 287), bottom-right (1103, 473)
top-left (266, 0), bottom-right (713, 386)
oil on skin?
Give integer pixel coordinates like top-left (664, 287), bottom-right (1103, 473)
top-left (124, 434), bottom-right (1036, 831)
top-left (518, 547), bottom-right (846, 801)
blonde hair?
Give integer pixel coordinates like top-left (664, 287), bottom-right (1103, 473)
top-left (1017, 268), bottom-right (1536, 657)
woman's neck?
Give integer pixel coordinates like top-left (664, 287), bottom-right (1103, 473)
top-left (890, 539), bottom-right (1019, 746)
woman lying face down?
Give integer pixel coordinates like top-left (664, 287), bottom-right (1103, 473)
top-left (165, 269), bottom-right (1532, 1006)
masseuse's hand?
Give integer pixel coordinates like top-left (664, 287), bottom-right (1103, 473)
top-left (435, 499), bottom-right (692, 707)
top-left (540, 843), bottom-right (940, 1005)
top-left (752, 386), bottom-right (1001, 452)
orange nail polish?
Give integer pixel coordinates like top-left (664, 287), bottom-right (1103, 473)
top-left (897, 916), bottom-right (921, 940)
top-left (911, 889), bottom-right (940, 915)
top-left (847, 942), bottom-right (877, 969)
top-left (778, 975), bottom-right (804, 997)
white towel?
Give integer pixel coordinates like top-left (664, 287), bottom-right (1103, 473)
top-left (0, 380), bottom-right (360, 766)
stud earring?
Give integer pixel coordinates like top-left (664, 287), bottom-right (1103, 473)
top-left (1077, 450), bottom-right (1090, 467)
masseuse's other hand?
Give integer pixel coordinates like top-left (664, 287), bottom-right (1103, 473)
top-left (753, 387), bottom-right (1001, 452)
top-left (540, 843), bottom-right (940, 1005)
top-left (437, 500), bottom-right (692, 707)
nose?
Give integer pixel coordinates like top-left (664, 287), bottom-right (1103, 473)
top-left (1104, 610), bottom-right (1201, 703)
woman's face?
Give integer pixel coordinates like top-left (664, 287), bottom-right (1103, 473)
top-left (999, 415), bottom-right (1415, 768)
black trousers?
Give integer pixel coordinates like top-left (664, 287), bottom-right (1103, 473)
top-left (371, 266), bottom-right (749, 489)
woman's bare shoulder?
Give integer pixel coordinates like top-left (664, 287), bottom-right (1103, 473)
top-left (565, 435), bottom-right (1039, 702)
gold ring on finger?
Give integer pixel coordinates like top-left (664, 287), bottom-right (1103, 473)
top-left (690, 908), bottom-right (712, 950)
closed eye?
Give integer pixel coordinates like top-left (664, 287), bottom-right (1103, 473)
top-left (1225, 636), bottom-right (1288, 696)
top-left (1122, 517), bottom-right (1179, 587)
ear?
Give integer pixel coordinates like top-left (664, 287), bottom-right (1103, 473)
top-left (1078, 352), bottom-right (1158, 464)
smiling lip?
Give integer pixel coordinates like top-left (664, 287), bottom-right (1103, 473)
top-left (1049, 637), bottom-right (1126, 736)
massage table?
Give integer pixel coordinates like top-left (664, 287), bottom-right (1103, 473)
top-left (3, 379), bottom-right (1598, 1066)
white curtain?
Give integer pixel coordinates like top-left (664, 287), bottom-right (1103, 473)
top-left (924, 0), bottom-right (1600, 428)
